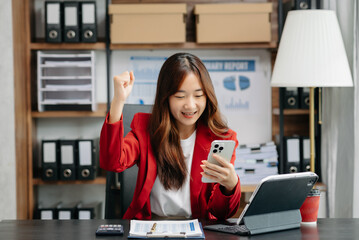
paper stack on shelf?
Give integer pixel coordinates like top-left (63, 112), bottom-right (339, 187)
top-left (235, 141), bottom-right (278, 185)
top-left (37, 51), bottom-right (96, 111)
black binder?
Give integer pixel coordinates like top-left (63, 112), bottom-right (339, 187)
top-left (300, 137), bottom-right (311, 172)
top-left (36, 202), bottom-right (61, 220)
top-left (41, 140), bottom-right (59, 181)
top-left (77, 202), bottom-right (102, 219)
top-left (63, 2), bottom-right (80, 42)
top-left (284, 87), bottom-right (299, 109)
top-left (299, 87), bottom-right (310, 109)
top-left (283, 136), bottom-right (300, 173)
top-left (59, 140), bottom-right (77, 180)
top-left (294, 0), bottom-right (311, 10)
top-left (80, 2), bottom-right (97, 42)
top-left (45, 2), bottom-right (62, 43)
top-left (76, 139), bottom-right (96, 180)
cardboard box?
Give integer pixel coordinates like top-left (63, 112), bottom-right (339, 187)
top-left (109, 4), bottom-right (186, 44)
top-left (195, 3), bottom-right (272, 43)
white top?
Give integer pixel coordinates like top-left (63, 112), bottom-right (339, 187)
top-left (150, 130), bottom-right (196, 218)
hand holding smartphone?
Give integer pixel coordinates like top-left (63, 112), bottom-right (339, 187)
top-left (201, 140), bottom-right (236, 183)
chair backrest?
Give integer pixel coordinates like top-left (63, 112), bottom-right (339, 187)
top-left (104, 104), bottom-right (152, 219)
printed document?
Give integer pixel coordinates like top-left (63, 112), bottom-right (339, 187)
top-left (129, 219), bottom-right (204, 238)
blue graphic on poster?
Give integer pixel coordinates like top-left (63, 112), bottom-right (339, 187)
top-left (223, 75), bottom-right (250, 91)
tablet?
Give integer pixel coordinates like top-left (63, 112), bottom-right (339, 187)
top-left (204, 172), bottom-right (318, 236)
top-left (237, 172), bottom-right (318, 225)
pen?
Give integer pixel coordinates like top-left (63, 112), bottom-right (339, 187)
top-left (150, 223), bottom-right (157, 233)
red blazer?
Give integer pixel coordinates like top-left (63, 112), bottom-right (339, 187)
top-left (100, 113), bottom-right (241, 220)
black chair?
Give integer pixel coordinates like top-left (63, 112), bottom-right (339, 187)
top-left (104, 104), bottom-right (152, 219)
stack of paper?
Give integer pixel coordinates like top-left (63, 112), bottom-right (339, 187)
top-left (235, 141), bottom-right (278, 185)
top-left (128, 219), bottom-right (204, 239)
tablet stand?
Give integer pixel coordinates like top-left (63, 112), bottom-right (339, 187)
top-left (243, 209), bottom-right (301, 235)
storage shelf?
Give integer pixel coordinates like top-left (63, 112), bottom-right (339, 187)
top-left (30, 41), bottom-right (277, 51)
top-left (33, 176), bottom-right (106, 185)
top-left (242, 182), bottom-right (326, 193)
top-left (30, 41), bottom-right (106, 50)
top-left (272, 108), bottom-right (310, 116)
top-left (32, 103), bottom-right (107, 118)
top-left (39, 87), bottom-right (92, 91)
top-left (241, 184), bottom-right (257, 193)
top-left (110, 41), bottom-right (277, 50)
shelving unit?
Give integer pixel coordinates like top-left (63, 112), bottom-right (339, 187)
top-left (110, 42), bottom-right (278, 50)
top-left (12, 0), bottom-right (108, 219)
top-left (13, 0), bottom-right (306, 219)
top-left (272, 108), bottom-right (310, 115)
top-left (32, 103), bottom-right (107, 118)
top-left (30, 42), bottom-right (106, 50)
top-left (275, 88), bottom-right (321, 178)
top-left (33, 177), bottom-right (106, 186)
top-left (241, 182), bottom-right (326, 193)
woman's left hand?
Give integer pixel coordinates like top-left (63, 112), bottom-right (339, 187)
top-left (200, 154), bottom-right (238, 195)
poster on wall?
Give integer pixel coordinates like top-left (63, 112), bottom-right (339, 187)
top-left (111, 50), bottom-right (271, 145)
top-left (202, 54), bottom-right (272, 145)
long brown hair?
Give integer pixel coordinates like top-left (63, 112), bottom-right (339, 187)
top-left (149, 53), bottom-right (228, 190)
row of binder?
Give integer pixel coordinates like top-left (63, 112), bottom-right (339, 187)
top-left (283, 136), bottom-right (310, 173)
top-left (284, 87), bottom-right (310, 109)
top-left (41, 139), bottom-right (97, 181)
top-left (35, 201), bottom-right (101, 220)
top-left (45, 1), bottom-right (97, 43)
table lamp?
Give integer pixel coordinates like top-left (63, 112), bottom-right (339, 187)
top-left (271, 10), bottom-right (353, 173)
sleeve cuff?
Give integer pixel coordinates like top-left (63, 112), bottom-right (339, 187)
top-left (216, 176), bottom-right (241, 198)
top-left (105, 112), bottom-right (123, 125)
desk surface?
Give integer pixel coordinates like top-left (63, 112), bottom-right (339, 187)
top-left (0, 218), bottom-right (358, 240)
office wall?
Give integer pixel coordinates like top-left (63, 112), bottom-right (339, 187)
top-left (0, 0), bottom-right (17, 220)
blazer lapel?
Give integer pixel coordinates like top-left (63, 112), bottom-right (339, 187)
top-left (145, 134), bottom-right (157, 193)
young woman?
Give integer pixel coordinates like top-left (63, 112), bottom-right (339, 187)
top-left (100, 53), bottom-right (241, 220)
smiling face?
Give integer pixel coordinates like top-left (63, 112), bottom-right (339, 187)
top-left (169, 73), bottom-right (207, 139)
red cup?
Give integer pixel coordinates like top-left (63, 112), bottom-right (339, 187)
top-left (300, 189), bottom-right (320, 225)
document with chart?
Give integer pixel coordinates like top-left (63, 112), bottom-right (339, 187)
top-left (128, 219), bottom-right (204, 238)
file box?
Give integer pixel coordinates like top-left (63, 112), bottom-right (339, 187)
top-left (109, 4), bottom-right (186, 44)
top-left (194, 3), bottom-right (272, 43)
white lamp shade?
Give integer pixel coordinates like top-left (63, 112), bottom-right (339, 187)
top-left (271, 10), bottom-right (353, 87)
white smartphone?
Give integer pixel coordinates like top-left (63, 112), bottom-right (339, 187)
top-left (201, 140), bottom-right (236, 183)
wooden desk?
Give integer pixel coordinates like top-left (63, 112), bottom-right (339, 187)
top-left (0, 218), bottom-right (358, 240)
